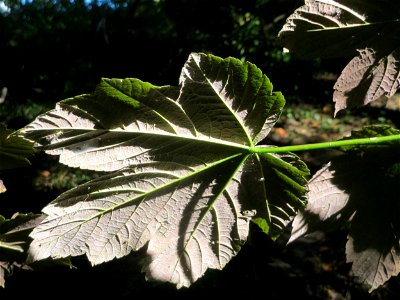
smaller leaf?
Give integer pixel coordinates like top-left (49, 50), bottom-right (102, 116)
top-left (288, 161), bottom-right (353, 244)
top-left (279, 0), bottom-right (400, 111)
top-left (278, 0), bottom-right (400, 59)
top-left (0, 124), bottom-right (36, 170)
top-left (334, 48), bottom-right (400, 114)
top-left (0, 213), bottom-right (44, 288)
top-left (0, 213), bottom-right (45, 252)
top-left (258, 151), bottom-right (309, 239)
top-left (346, 198), bottom-right (400, 292)
top-left (290, 126), bottom-right (400, 291)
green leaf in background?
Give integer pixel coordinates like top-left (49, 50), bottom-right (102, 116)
top-left (278, 0), bottom-right (400, 114)
top-left (289, 125), bottom-right (400, 292)
top-left (0, 124), bottom-right (35, 170)
top-left (23, 53), bottom-right (309, 288)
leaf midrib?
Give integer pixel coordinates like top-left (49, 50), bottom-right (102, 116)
top-left (203, 74), bottom-right (253, 148)
top-left (29, 127), bottom-right (252, 152)
top-left (189, 55), bottom-right (254, 148)
top-left (171, 153), bottom-right (250, 276)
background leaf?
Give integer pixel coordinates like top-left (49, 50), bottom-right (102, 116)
top-left (0, 213), bottom-right (45, 288)
top-left (288, 161), bottom-right (352, 244)
top-left (278, 0), bottom-right (400, 113)
top-left (333, 47), bottom-right (400, 115)
top-left (289, 125), bottom-right (400, 291)
top-left (278, 0), bottom-right (400, 59)
top-left (0, 124), bottom-right (35, 170)
top-left (25, 53), bottom-right (309, 288)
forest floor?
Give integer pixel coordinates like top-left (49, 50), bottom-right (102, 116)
top-left (1, 98), bottom-right (400, 299)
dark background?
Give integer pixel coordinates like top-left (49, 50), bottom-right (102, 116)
top-left (0, 1), bottom-right (399, 298)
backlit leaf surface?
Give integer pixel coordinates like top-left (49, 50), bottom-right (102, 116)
top-left (24, 53), bottom-right (309, 287)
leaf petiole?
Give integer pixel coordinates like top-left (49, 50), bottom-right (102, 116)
top-left (251, 134), bottom-right (400, 153)
top-left (0, 242), bottom-right (24, 253)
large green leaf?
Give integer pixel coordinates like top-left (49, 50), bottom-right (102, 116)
top-left (278, 0), bottom-right (400, 113)
top-left (23, 53), bottom-right (309, 288)
top-left (289, 125), bottom-right (400, 291)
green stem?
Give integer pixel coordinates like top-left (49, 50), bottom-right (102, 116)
top-left (0, 242), bottom-right (24, 253)
top-left (251, 134), bottom-right (400, 154)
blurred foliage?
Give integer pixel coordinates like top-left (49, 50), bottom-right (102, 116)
top-left (0, 0), bottom-right (342, 127)
top-left (32, 162), bottom-right (97, 192)
top-left (0, 100), bottom-right (50, 129)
